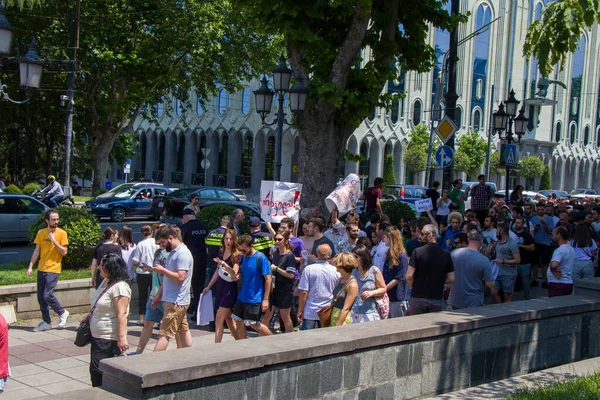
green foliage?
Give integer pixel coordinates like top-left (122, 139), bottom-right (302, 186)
top-left (518, 156), bottom-right (545, 179)
top-left (3, 184), bottom-right (22, 194)
top-left (524, 1), bottom-right (600, 77)
top-left (490, 152), bottom-right (506, 176)
top-left (404, 124), bottom-right (438, 173)
top-left (0, 262), bottom-right (90, 286)
top-left (22, 182), bottom-right (41, 196)
top-left (507, 373), bottom-right (600, 400)
top-left (539, 165), bottom-right (551, 191)
top-left (344, 149), bottom-right (365, 163)
top-left (197, 204), bottom-right (258, 233)
top-left (382, 154), bottom-right (396, 186)
top-left (28, 206), bottom-right (101, 269)
top-left (454, 131), bottom-right (488, 177)
top-left (92, 189), bottom-right (108, 198)
top-left (381, 201), bottom-right (417, 227)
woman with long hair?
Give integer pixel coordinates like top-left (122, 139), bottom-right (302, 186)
top-left (118, 225), bottom-right (137, 282)
top-left (91, 227), bottom-right (122, 289)
top-left (382, 227), bottom-right (410, 318)
top-left (436, 188), bottom-right (452, 228)
top-left (570, 219), bottom-right (597, 280)
top-left (329, 253), bottom-right (358, 326)
top-left (203, 228), bottom-right (240, 343)
top-left (510, 185), bottom-right (525, 206)
top-left (89, 253), bottom-right (130, 387)
top-left (261, 231), bottom-right (297, 333)
top-left (350, 244), bottom-right (387, 323)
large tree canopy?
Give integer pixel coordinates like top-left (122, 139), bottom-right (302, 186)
top-left (239, 0), bottom-right (462, 208)
top-left (524, 0), bottom-right (600, 76)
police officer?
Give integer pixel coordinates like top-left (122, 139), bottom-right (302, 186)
top-left (248, 217), bottom-right (273, 258)
top-left (204, 215), bottom-right (232, 330)
top-left (180, 208), bottom-right (208, 316)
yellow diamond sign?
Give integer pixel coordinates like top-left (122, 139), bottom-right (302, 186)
top-left (435, 115), bottom-right (458, 144)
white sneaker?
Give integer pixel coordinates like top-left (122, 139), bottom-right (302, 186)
top-left (58, 310), bottom-right (70, 328)
top-left (33, 321), bottom-right (52, 332)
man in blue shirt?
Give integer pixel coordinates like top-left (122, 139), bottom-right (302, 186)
top-left (530, 202), bottom-right (555, 288)
top-left (232, 234), bottom-right (272, 339)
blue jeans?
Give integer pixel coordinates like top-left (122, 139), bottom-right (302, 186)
top-left (300, 319), bottom-right (321, 330)
top-left (517, 264), bottom-right (531, 300)
top-left (49, 195), bottom-right (63, 208)
top-left (37, 271), bottom-right (65, 324)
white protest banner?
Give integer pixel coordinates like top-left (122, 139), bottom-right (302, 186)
top-left (325, 174), bottom-right (362, 215)
top-left (260, 181), bottom-right (303, 223)
top-left (415, 198), bottom-right (433, 213)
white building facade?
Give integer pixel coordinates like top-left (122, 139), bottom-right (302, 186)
top-left (106, 0), bottom-right (600, 194)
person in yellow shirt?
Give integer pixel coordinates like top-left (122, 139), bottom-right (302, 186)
top-left (27, 210), bottom-right (70, 332)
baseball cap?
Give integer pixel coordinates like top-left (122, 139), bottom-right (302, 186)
top-left (248, 216), bottom-right (261, 227)
top-left (183, 208), bottom-right (196, 216)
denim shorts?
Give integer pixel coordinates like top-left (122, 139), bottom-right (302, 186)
top-left (144, 298), bottom-right (164, 323)
top-left (495, 274), bottom-right (517, 294)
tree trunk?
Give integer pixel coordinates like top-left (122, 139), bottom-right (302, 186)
top-left (91, 132), bottom-right (117, 194)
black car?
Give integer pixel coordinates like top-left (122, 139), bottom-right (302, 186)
top-left (161, 199), bottom-right (262, 227)
top-left (151, 186), bottom-right (240, 219)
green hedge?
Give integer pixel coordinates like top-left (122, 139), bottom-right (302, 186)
top-left (92, 189), bottom-right (108, 197)
top-left (197, 204), bottom-right (255, 233)
top-left (22, 182), bottom-right (41, 196)
top-left (28, 206), bottom-right (101, 269)
top-left (3, 184), bottom-right (22, 194)
top-left (381, 200), bottom-right (417, 226)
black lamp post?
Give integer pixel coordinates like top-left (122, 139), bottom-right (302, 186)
top-left (254, 55), bottom-right (307, 181)
top-left (0, 2), bottom-right (43, 103)
top-left (492, 89), bottom-right (528, 203)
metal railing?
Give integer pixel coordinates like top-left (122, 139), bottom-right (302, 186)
top-left (212, 174), bottom-right (226, 187)
top-left (134, 170), bottom-right (145, 181)
top-left (152, 170), bottom-right (164, 182)
top-left (235, 175), bottom-right (252, 189)
top-left (171, 171), bottom-right (183, 184)
top-left (191, 173), bottom-right (205, 186)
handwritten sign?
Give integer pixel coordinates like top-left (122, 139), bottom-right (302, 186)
top-left (260, 181), bottom-right (303, 223)
top-left (325, 174), bottom-right (361, 214)
top-left (415, 198), bottom-right (433, 213)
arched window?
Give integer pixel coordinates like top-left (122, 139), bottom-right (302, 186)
top-left (584, 126), bottom-right (590, 145)
top-left (174, 97), bottom-right (182, 116)
top-left (391, 100), bottom-right (399, 124)
top-left (470, 4), bottom-right (492, 120)
top-left (473, 109), bottom-right (481, 131)
top-left (241, 136), bottom-right (253, 176)
top-left (413, 100), bottom-right (422, 125)
top-left (456, 106), bottom-right (462, 127)
top-left (156, 101), bottom-right (163, 117)
top-left (359, 142), bottom-right (370, 178)
top-left (570, 124), bottom-right (577, 145)
top-left (218, 89), bottom-right (230, 115)
top-left (196, 96), bottom-right (203, 116)
top-left (368, 107), bottom-right (376, 121)
top-left (241, 87), bottom-right (251, 115)
top-left (555, 121), bottom-right (562, 143)
top-left (569, 37), bottom-right (586, 126)
top-left (218, 135), bottom-right (229, 175)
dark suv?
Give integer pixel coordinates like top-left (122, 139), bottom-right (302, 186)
top-left (381, 185), bottom-right (428, 203)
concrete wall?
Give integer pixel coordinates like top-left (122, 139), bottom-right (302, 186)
top-left (96, 279), bottom-right (600, 399)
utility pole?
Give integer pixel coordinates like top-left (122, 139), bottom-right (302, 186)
top-left (442, 0), bottom-right (460, 190)
top-left (63, 0), bottom-right (80, 188)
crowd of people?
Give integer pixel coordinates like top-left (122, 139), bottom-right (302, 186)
top-left (20, 175), bottom-right (600, 387)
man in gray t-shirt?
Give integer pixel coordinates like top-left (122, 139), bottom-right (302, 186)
top-left (151, 226), bottom-right (194, 352)
top-left (450, 230), bottom-right (495, 309)
top-left (488, 223), bottom-right (521, 303)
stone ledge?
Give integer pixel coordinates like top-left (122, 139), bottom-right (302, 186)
top-left (0, 278), bottom-right (92, 296)
top-left (100, 294), bottom-right (600, 391)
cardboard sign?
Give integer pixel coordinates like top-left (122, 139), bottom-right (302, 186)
top-left (196, 291), bottom-right (215, 325)
top-left (260, 181), bottom-right (303, 223)
top-left (415, 198), bottom-right (433, 213)
top-left (325, 174), bottom-right (361, 214)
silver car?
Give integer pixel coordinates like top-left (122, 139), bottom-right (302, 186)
top-left (0, 193), bottom-right (49, 243)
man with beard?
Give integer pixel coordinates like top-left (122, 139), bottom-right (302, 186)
top-left (336, 223), bottom-right (360, 253)
top-left (531, 202), bottom-right (555, 288)
top-left (488, 223), bottom-right (520, 303)
top-left (522, 203), bottom-right (534, 224)
top-left (27, 210), bottom-right (70, 331)
top-left (513, 216), bottom-right (535, 300)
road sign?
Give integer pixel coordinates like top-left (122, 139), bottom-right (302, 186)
top-left (124, 160), bottom-right (131, 174)
top-left (201, 148), bottom-right (211, 157)
top-left (435, 145), bottom-right (454, 168)
top-left (435, 115), bottom-right (459, 144)
top-left (505, 144), bottom-right (517, 166)
top-left (201, 159), bottom-right (211, 169)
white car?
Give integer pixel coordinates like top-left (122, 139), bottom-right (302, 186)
top-left (494, 190), bottom-right (547, 203)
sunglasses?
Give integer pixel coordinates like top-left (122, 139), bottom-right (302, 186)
top-left (275, 238), bottom-right (283, 242)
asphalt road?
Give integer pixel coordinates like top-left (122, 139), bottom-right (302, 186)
top-left (0, 219), bottom-right (151, 264)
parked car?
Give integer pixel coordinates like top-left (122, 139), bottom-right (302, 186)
top-left (85, 183), bottom-right (172, 222)
top-left (229, 188), bottom-right (247, 202)
top-left (569, 188), bottom-right (599, 196)
top-left (153, 186), bottom-right (241, 220)
top-left (0, 193), bottom-right (49, 242)
top-left (381, 185), bottom-right (428, 203)
top-left (537, 190), bottom-right (570, 200)
top-left (494, 190), bottom-right (547, 203)
top-left (162, 200), bottom-right (262, 227)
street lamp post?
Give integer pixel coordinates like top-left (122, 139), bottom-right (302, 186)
top-left (492, 89), bottom-right (529, 203)
top-left (254, 55), bottom-right (307, 181)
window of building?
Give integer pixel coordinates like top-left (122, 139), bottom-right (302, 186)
top-left (555, 121), bottom-right (562, 143)
top-left (476, 79), bottom-right (483, 100)
top-left (391, 100), bottom-right (399, 124)
top-left (569, 37), bottom-right (586, 125)
top-left (196, 96), bottom-right (203, 116)
top-left (241, 87), bottom-right (251, 115)
top-left (359, 142), bottom-right (370, 178)
top-left (470, 4), bottom-right (492, 121)
top-left (218, 136), bottom-right (228, 174)
top-left (570, 123), bottom-right (577, 145)
top-left (156, 101), bottom-right (163, 117)
top-left (596, 127), bottom-right (600, 148)
top-left (174, 97), bottom-right (182, 116)
top-left (456, 106), bottom-right (462, 127)
top-left (584, 126), bottom-right (590, 145)
top-left (473, 109), bottom-right (481, 131)
top-left (218, 89), bottom-right (230, 115)
top-left (241, 136), bottom-right (253, 176)
top-left (265, 136), bottom-right (275, 180)
top-left (413, 100), bottom-right (422, 125)
top-left (369, 107), bottom-right (376, 121)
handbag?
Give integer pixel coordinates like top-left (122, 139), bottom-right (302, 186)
top-left (317, 278), bottom-right (353, 327)
top-left (375, 292), bottom-right (390, 320)
top-left (74, 282), bottom-right (116, 347)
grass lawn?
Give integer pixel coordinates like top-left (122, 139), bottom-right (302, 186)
top-left (507, 373), bottom-right (600, 399)
top-left (73, 195), bottom-right (94, 203)
top-left (0, 262), bottom-right (90, 285)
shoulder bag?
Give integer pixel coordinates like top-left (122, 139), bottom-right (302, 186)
top-left (317, 278), bottom-right (353, 327)
top-left (372, 267), bottom-right (390, 319)
top-left (74, 282), bottom-right (117, 347)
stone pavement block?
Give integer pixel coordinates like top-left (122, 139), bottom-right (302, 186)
top-left (343, 354), bottom-right (360, 389)
top-left (372, 348), bottom-right (396, 384)
top-left (297, 360), bottom-right (320, 399)
top-left (397, 343), bottom-right (423, 377)
top-left (375, 382), bottom-right (395, 400)
top-left (319, 357), bottom-right (343, 395)
top-left (73, 354), bottom-right (91, 363)
top-left (46, 328), bottom-right (78, 339)
top-left (13, 371), bottom-right (72, 387)
top-left (36, 338), bottom-right (76, 350)
top-left (9, 363), bottom-right (48, 378)
top-left (53, 345), bottom-right (90, 358)
top-left (16, 349), bottom-right (66, 364)
top-left (8, 343), bottom-right (47, 356)
top-left (56, 365), bottom-right (91, 380)
top-left (8, 337), bottom-right (28, 347)
top-left (36, 356), bottom-right (88, 371)
top-left (8, 355), bottom-right (29, 367)
top-left (2, 386), bottom-right (48, 399)
top-left (3, 378), bottom-right (27, 391)
top-left (8, 330), bottom-right (59, 344)
top-left (37, 378), bottom-right (91, 395)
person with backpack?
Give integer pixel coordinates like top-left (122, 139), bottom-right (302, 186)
top-left (231, 234), bottom-right (273, 339)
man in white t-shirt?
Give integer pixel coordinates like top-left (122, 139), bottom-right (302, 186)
top-left (373, 221), bottom-right (392, 271)
top-left (547, 226), bottom-right (574, 298)
top-left (297, 244), bottom-right (340, 330)
top-left (151, 225), bottom-right (194, 352)
top-left (132, 225), bottom-right (159, 325)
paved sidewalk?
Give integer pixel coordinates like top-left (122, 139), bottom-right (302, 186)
top-left (6, 314), bottom-right (232, 399)
top-left (426, 356), bottom-right (600, 399)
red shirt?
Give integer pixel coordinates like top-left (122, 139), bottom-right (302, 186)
top-left (366, 187), bottom-right (382, 212)
top-left (0, 313), bottom-right (8, 378)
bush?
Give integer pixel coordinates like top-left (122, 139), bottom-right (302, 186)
top-left (28, 206), bottom-right (101, 269)
top-left (539, 165), bottom-right (551, 191)
top-left (197, 204), bottom-right (254, 233)
top-left (22, 182), bottom-right (41, 196)
top-left (381, 200), bottom-right (417, 226)
top-left (4, 184), bottom-right (22, 194)
top-left (92, 189), bottom-right (108, 197)
top-left (382, 154), bottom-right (396, 186)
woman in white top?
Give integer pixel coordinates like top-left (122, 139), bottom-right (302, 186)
top-left (570, 221), bottom-right (597, 280)
top-left (436, 189), bottom-right (452, 228)
top-left (89, 253), bottom-right (131, 387)
top-left (118, 225), bottom-right (137, 282)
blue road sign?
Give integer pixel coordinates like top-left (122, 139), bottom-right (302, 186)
top-left (505, 144), bottom-right (517, 166)
top-left (435, 145), bottom-right (454, 168)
